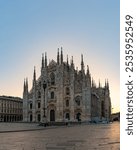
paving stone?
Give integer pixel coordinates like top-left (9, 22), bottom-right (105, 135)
top-left (0, 122), bottom-right (120, 150)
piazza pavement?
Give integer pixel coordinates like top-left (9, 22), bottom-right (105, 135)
top-left (0, 122), bottom-right (120, 150)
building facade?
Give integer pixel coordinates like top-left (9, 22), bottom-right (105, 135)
top-left (23, 48), bottom-right (111, 123)
top-left (0, 96), bottom-right (23, 122)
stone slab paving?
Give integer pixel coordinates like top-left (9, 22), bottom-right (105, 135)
top-left (0, 122), bottom-right (120, 150)
top-left (0, 123), bottom-right (45, 132)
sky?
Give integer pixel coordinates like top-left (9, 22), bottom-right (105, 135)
top-left (0, 0), bottom-right (120, 113)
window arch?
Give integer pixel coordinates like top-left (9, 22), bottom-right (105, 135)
top-left (30, 103), bottom-right (32, 109)
top-left (38, 102), bottom-right (41, 108)
top-left (66, 87), bottom-right (70, 95)
top-left (50, 72), bottom-right (55, 85)
top-left (30, 114), bottom-right (32, 122)
top-left (66, 99), bottom-right (69, 107)
top-left (51, 91), bottom-right (54, 99)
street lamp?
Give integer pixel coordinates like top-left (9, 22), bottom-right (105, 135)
top-left (43, 81), bottom-right (47, 123)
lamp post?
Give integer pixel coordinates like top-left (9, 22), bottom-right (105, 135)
top-left (43, 81), bottom-right (47, 123)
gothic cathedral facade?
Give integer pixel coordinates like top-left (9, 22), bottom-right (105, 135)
top-left (23, 48), bottom-right (111, 123)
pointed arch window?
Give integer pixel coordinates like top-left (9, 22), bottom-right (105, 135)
top-left (50, 72), bottom-right (55, 85)
top-left (30, 103), bottom-right (32, 109)
top-left (38, 102), bottom-right (41, 108)
top-left (30, 114), bottom-right (32, 122)
top-left (51, 91), bottom-right (55, 99)
top-left (66, 87), bottom-right (70, 95)
top-left (66, 99), bottom-right (69, 107)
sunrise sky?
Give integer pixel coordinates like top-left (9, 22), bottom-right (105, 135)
top-left (0, 0), bottom-right (119, 113)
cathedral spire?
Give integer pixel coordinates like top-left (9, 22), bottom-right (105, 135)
top-left (71, 56), bottom-right (73, 64)
top-left (92, 78), bottom-right (96, 88)
top-left (105, 79), bottom-right (107, 88)
top-left (61, 47), bottom-right (63, 64)
top-left (23, 78), bottom-right (28, 96)
top-left (87, 65), bottom-right (89, 75)
top-left (81, 54), bottom-right (84, 65)
top-left (92, 78), bottom-right (94, 87)
top-left (41, 53), bottom-right (44, 69)
top-left (33, 66), bottom-right (36, 82)
top-left (107, 79), bottom-right (109, 89)
top-left (105, 79), bottom-right (110, 95)
top-left (23, 78), bottom-right (26, 93)
top-left (99, 79), bottom-right (101, 88)
top-left (67, 55), bottom-right (69, 65)
top-left (57, 48), bottom-right (59, 65)
top-left (26, 77), bottom-right (28, 93)
top-left (33, 66), bottom-right (36, 88)
top-left (45, 52), bottom-right (47, 67)
top-left (81, 54), bottom-right (84, 72)
top-left (71, 56), bottom-right (74, 67)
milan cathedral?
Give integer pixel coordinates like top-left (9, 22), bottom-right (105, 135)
top-left (23, 47), bottom-right (111, 123)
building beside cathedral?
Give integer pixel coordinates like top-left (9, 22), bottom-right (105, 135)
top-left (0, 96), bottom-right (22, 122)
top-left (23, 47), bottom-right (111, 123)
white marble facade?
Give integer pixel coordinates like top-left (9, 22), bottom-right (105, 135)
top-left (23, 48), bottom-right (111, 122)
